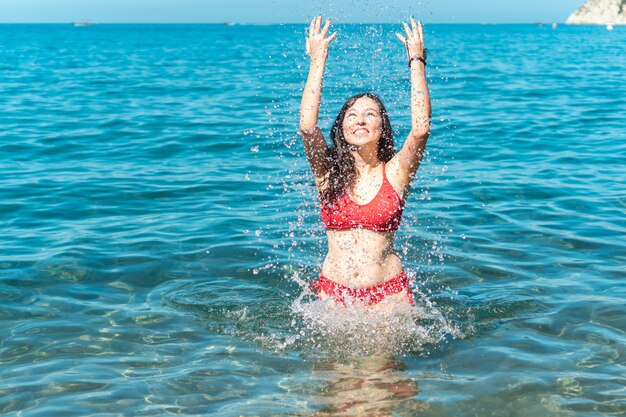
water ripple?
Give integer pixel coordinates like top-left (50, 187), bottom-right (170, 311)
top-left (0, 23), bottom-right (624, 416)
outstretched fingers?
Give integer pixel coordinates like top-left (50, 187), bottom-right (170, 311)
top-left (398, 18), bottom-right (426, 61)
top-left (397, 31), bottom-right (409, 61)
top-left (401, 18), bottom-right (425, 47)
top-left (304, 15), bottom-right (337, 58)
top-left (403, 22), bottom-right (412, 40)
top-left (322, 19), bottom-right (337, 43)
top-left (315, 15), bottom-right (322, 34)
top-left (411, 18), bottom-right (423, 44)
top-left (321, 18), bottom-right (330, 37)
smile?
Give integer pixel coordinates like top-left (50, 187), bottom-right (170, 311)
top-left (354, 128), bottom-right (369, 134)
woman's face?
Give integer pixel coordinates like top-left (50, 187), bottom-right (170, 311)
top-left (342, 97), bottom-right (383, 148)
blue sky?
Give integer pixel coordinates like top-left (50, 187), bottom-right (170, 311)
top-left (0, 0), bottom-right (586, 24)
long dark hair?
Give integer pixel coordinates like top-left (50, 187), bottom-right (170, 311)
top-left (320, 93), bottom-right (395, 204)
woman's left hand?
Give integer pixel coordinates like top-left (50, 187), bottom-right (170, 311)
top-left (396, 17), bottom-right (425, 62)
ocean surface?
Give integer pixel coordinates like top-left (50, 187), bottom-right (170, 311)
top-left (1, 23), bottom-right (625, 416)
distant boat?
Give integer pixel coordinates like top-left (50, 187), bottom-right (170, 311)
top-left (607, 24), bottom-right (614, 30)
top-left (72, 20), bottom-right (95, 27)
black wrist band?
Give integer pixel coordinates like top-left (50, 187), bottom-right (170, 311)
top-left (408, 48), bottom-right (427, 67)
top-left (409, 56), bottom-right (427, 67)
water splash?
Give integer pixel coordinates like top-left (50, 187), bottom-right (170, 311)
top-left (290, 273), bottom-right (463, 357)
top-left (251, 17), bottom-right (464, 359)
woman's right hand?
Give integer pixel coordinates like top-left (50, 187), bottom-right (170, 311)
top-left (396, 17), bottom-right (426, 65)
top-left (305, 15), bottom-right (337, 63)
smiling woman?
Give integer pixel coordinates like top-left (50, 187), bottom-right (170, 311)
top-left (343, 96), bottom-right (385, 147)
top-left (299, 15), bottom-right (432, 307)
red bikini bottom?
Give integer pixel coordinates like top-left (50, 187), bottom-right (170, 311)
top-left (310, 272), bottom-right (414, 305)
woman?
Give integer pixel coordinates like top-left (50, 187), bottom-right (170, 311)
top-left (300, 16), bottom-right (431, 306)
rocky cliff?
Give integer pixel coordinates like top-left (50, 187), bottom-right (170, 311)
top-left (566, 0), bottom-right (626, 24)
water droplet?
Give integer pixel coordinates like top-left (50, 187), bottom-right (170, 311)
top-left (250, 145), bottom-right (259, 153)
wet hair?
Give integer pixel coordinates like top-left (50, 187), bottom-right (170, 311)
top-left (320, 93), bottom-right (395, 204)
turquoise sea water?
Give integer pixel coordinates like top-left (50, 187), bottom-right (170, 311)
top-left (1, 23), bottom-right (625, 416)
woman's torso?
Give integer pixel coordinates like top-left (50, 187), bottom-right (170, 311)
top-left (319, 163), bottom-right (405, 287)
top-left (322, 229), bottom-right (403, 287)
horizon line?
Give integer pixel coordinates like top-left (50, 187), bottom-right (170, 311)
top-left (0, 21), bottom-right (573, 25)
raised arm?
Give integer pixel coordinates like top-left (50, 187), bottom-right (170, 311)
top-left (299, 16), bottom-right (337, 179)
top-left (391, 18), bottom-right (432, 182)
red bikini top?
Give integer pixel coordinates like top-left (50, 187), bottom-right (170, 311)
top-left (321, 164), bottom-right (404, 232)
